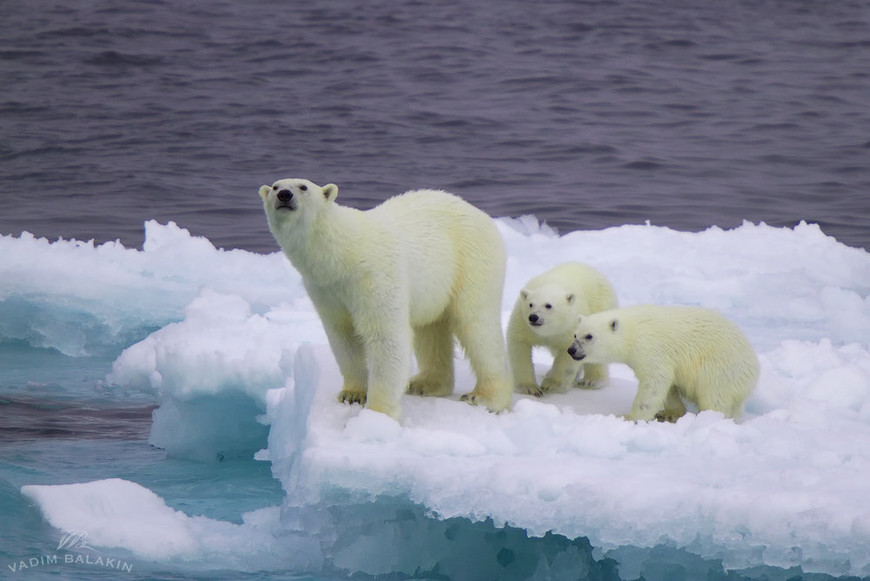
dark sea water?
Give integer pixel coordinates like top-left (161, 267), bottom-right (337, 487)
top-left (1, 0), bottom-right (869, 252)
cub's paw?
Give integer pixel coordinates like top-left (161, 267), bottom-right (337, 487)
top-left (654, 409), bottom-right (685, 423)
top-left (337, 388), bottom-right (366, 406)
top-left (517, 383), bottom-right (544, 397)
top-left (539, 375), bottom-right (568, 395)
top-left (576, 378), bottom-right (607, 390)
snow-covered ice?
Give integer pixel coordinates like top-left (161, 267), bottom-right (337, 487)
top-left (5, 217), bottom-right (870, 577)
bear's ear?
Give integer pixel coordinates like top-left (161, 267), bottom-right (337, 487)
top-left (520, 289), bottom-right (529, 301)
top-left (321, 183), bottom-right (339, 202)
top-left (610, 319), bottom-right (618, 332)
top-left (566, 293), bottom-right (575, 304)
top-left (258, 185), bottom-right (271, 200)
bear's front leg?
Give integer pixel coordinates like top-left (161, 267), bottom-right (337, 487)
top-left (577, 363), bottom-right (609, 389)
top-left (307, 293), bottom-right (370, 407)
top-left (625, 370), bottom-right (674, 422)
top-left (355, 305), bottom-right (412, 420)
top-left (539, 351), bottom-right (582, 395)
top-left (508, 338), bottom-right (540, 396)
top-left (364, 340), bottom-right (411, 419)
top-left (326, 336), bottom-right (367, 406)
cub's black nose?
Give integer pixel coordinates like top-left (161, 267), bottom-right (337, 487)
top-left (277, 190), bottom-right (293, 203)
top-left (567, 346), bottom-right (576, 356)
top-left (528, 314), bottom-right (539, 324)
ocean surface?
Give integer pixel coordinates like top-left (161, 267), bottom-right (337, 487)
top-left (2, 1), bottom-right (870, 581)
top-left (1, 0), bottom-right (869, 252)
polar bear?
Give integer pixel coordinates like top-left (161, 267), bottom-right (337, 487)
top-left (507, 262), bottom-right (618, 396)
top-left (568, 305), bottom-right (758, 421)
top-left (259, 178), bottom-right (513, 420)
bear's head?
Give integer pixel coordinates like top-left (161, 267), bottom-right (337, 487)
top-left (519, 284), bottom-right (578, 338)
top-left (259, 178), bottom-right (339, 233)
top-left (568, 314), bottom-right (619, 363)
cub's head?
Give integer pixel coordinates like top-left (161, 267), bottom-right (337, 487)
top-left (258, 178), bottom-right (339, 227)
top-left (519, 285), bottom-right (577, 337)
top-left (568, 314), bottom-right (619, 363)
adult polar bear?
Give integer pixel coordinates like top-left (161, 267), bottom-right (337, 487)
top-left (260, 178), bottom-right (513, 420)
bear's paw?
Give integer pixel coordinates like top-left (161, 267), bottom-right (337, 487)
top-left (517, 383), bottom-right (544, 397)
top-left (460, 381), bottom-right (513, 413)
top-left (654, 409), bottom-right (687, 423)
top-left (539, 375), bottom-right (570, 395)
top-left (407, 374), bottom-right (453, 398)
top-left (575, 378), bottom-right (607, 390)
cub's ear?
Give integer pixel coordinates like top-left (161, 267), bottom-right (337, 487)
top-left (610, 319), bottom-right (618, 332)
top-left (520, 289), bottom-right (529, 301)
top-left (258, 185), bottom-right (271, 200)
top-left (566, 293), bottom-right (575, 304)
top-left (322, 183), bottom-right (339, 202)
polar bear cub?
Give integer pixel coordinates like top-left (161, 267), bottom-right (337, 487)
top-left (507, 262), bottom-right (618, 396)
top-left (259, 178), bottom-right (513, 420)
top-left (568, 305), bottom-right (758, 421)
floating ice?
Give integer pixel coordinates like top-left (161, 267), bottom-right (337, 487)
top-left (8, 217), bottom-right (870, 577)
top-left (0, 221), bottom-right (300, 356)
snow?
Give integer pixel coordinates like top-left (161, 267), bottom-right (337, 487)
top-left (5, 217), bottom-right (870, 577)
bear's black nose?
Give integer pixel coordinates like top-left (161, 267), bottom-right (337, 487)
top-left (277, 190), bottom-right (293, 203)
top-left (528, 314), bottom-right (539, 324)
top-left (567, 345), bottom-right (576, 356)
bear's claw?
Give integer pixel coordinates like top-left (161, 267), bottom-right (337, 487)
top-left (459, 393), bottom-right (479, 405)
top-left (337, 389), bottom-right (366, 406)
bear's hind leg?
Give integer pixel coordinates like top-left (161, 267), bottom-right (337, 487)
top-left (408, 315), bottom-right (455, 397)
top-left (654, 385), bottom-right (687, 422)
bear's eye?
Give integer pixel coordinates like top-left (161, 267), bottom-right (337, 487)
top-left (528, 303), bottom-right (533, 309)
top-left (272, 185), bottom-right (278, 191)
top-left (299, 185), bottom-right (308, 191)
top-left (545, 304), bottom-right (552, 310)
top-left (584, 334), bottom-right (593, 341)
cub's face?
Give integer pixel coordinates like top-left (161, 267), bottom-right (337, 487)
top-left (520, 286), bottom-right (576, 337)
top-left (568, 316), bottom-right (618, 362)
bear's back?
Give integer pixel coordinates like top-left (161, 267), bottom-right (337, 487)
top-left (370, 189), bottom-right (502, 251)
top-left (620, 305), bottom-right (755, 365)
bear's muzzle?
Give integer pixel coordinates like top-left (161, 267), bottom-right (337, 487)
top-left (567, 342), bottom-right (585, 361)
top-left (275, 189), bottom-right (296, 211)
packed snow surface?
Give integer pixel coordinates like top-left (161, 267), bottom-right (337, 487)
top-left (7, 218), bottom-right (870, 576)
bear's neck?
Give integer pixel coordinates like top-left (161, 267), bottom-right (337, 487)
top-left (281, 205), bottom-right (359, 284)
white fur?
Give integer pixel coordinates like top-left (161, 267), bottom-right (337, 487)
top-left (260, 179), bottom-right (512, 419)
top-left (569, 305), bottom-right (759, 421)
top-left (507, 262), bottom-right (618, 396)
